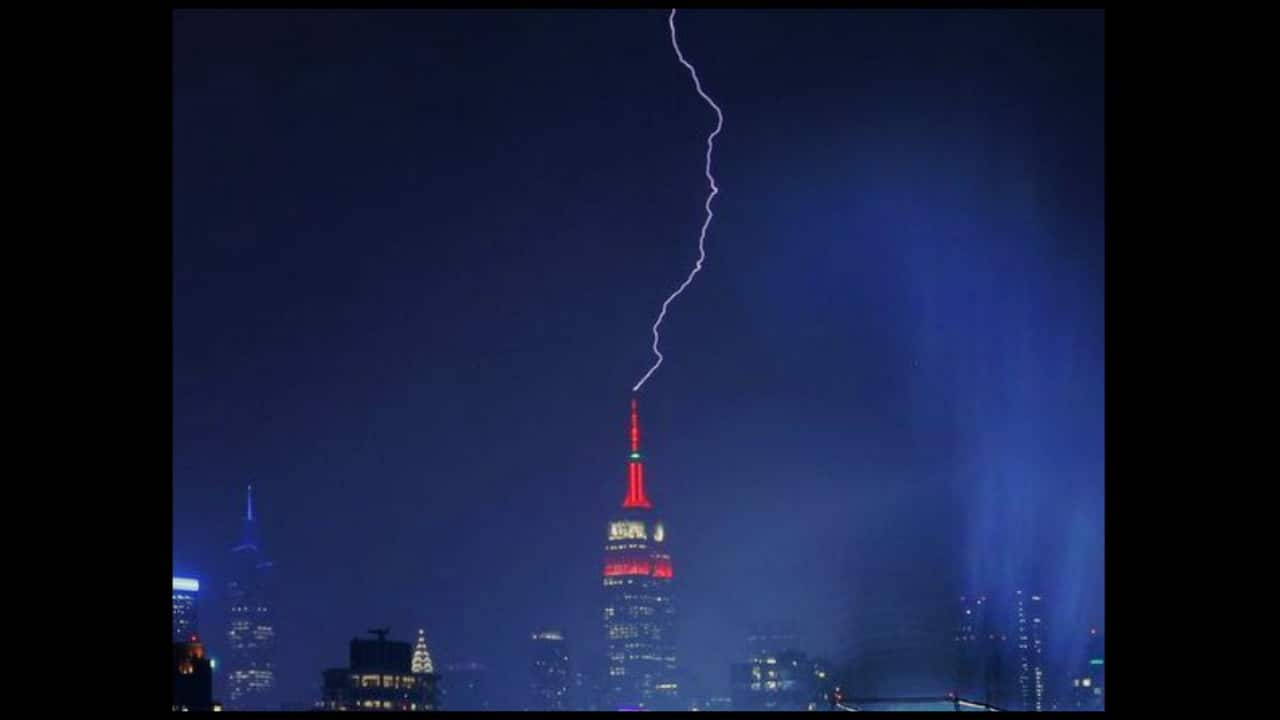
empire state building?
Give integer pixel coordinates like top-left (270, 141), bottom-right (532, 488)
top-left (602, 398), bottom-right (678, 710)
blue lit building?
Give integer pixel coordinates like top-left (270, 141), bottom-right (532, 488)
top-left (173, 576), bottom-right (200, 642)
top-left (226, 485), bottom-right (277, 709)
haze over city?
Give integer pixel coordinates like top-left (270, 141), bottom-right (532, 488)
top-left (173, 8), bottom-right (1104, 712)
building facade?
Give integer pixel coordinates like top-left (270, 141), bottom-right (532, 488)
top-left (173, 576), bottom-right (200, 642)
top-left (226, 485), bottom-right (277, 709)
top-left (602, 399), bottom-right (678, 710)
top-left (530, 629), bottom-right (571, 710)
top-left (320, 629), bottom-right (440, 711)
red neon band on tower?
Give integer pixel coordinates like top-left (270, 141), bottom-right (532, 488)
top-left (622, 397), bottom-right (653, 509)
top-left (604, 560), bottom-right (653, 577)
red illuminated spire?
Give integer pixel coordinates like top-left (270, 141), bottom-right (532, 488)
top-left (622, 397), bottom-right (653, 509)
top-left (630, 397), bottom-right (640, 454)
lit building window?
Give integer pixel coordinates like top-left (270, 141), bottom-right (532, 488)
top-left (609, 521), bottom-right (647, 540)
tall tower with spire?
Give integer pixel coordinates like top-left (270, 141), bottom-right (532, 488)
top-left (226, 484), bottom-right (277, 710)
top-left (602, 398), bottom-right (678, 710)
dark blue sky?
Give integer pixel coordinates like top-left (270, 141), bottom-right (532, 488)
top-left (173, 9), bottom-right (1103, 707)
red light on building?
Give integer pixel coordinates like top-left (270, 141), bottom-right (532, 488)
top-left (623, 462), bottom-right (653, 509)
top-left (604, 560), bottom-right (653, 577)
top-left (603, 397), bottom-right (678, 709)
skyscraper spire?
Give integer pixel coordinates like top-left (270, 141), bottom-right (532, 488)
top-left (235, 483), bottom-right (260, 553)
top-left (622, 397), bottom-right (653, 509)
top-left (226, 484), bottom-right (275, 709)
top-left (412, 628), bottom-right (435, 674)
top-left (630, 397), bottom-right (641, 455)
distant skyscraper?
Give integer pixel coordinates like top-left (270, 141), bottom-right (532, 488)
top-left (440, 661), bottom-right (490, 711)
top-left (412, 629), bottom-right (435, 675)
top-left (1070, 628), bottom-right (1104, 710)
top-left (173, 576), bottom-right (200, 642)
top-left (320, 628), bottom-right (439, 711)
top-left (226, 485), bottom-right (277, 710)
top-left (602, 399), bottom-right (678, 710)
top-left (1014, 590), bottom-right (1047, 711)
top-left (530, 629), bottom-right (571, 710)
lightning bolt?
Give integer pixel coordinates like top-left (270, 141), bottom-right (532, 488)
top-left (633, 8), bottom-right (725, 394)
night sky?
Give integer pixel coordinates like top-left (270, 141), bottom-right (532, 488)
top-left (173, 9), bottom-right (1104, 708)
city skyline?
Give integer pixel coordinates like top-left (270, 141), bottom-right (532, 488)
top-left (173, 8), bottom-right (1104, 709)
top-left (173, 398), bottom-right (1103, 710)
